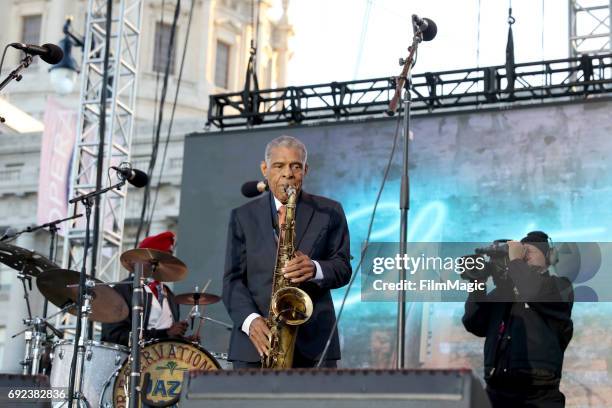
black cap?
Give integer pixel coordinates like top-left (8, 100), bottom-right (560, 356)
top-left (520, 231), bottom-right (550, 258)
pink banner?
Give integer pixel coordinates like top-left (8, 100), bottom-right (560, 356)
top-left (36, 97), bottom-right (77, 235)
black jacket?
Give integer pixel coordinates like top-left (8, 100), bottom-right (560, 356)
top-left (222, 191), bottom-right (352, 362)
top-left (462, 259), bottom-right (574, 387)
top-left (101, 277), bottom-right (180, 347)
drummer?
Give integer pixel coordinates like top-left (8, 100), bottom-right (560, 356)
top-left (101, 231), bottom-right (195, 346)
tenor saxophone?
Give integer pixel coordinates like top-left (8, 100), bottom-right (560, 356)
top-left (262, 186), bottom-right (314, 368)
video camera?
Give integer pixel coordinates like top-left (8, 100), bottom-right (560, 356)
top-left (460, 239), bottom-right (513, 283)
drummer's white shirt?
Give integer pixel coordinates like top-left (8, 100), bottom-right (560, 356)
top-left (144, 284), bottom-right (174, 330)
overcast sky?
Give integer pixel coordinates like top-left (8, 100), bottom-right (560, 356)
top-left (284, 0), bottom-right (568, 85)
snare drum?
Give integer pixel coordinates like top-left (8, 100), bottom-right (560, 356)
top-left (100, 338), bottom-right (220, 407)
top-left (50, 339), bottom-right (129, 406)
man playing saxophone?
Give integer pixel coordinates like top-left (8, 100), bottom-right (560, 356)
top-left (222, 135), bottom-right (352, 368)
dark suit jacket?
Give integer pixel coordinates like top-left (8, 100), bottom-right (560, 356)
top-left (101, 277), bottom-right (180, 347)
top-left (223, 191), bottom-right (352, 362)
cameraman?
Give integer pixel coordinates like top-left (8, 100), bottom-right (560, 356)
top-left (462, 231), bottom-right (574, 408)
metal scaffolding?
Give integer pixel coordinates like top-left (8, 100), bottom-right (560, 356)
top-left (569, 0), bottom-right (612, 57)
top-left (61, 0), bottom-right (143, 307)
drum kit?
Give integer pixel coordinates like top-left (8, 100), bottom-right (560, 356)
top-left (0, 240), bottom-right (230, 407)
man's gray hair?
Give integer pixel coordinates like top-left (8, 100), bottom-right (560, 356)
top-left (265, 135), bottom-right (308, 165)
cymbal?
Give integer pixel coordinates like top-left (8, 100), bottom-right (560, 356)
top-left (120, 248), bottom-right (187, 282)
top-left (36, 269), bottom-right (128, 323)
top-left (0, 242), bottom-right (59, 277)
top-left (174, 292), bottom-right (221, 306)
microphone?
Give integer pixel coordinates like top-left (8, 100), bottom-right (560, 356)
top-left (111, 166), bottom-right (149, 188)
top-left (241, 180), bottom-right (268, 198)
top-left (10, 43), bottom-right (64, 65)
top-left (0, 227), bottom-right (18, 242)
top-left (412, 15), bottom-right (437, 41)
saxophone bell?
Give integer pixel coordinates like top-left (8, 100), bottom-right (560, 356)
top-left (271, 287), bottom-right (313, 326)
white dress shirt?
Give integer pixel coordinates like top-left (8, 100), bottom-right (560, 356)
top-left (241, 195), bottom-right (324, 336)
top-left (144, 284), bottom-right (174, 330)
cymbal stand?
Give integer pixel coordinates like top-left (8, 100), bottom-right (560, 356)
top-left (128, 261), bottom-right (149, 408)
top-left (189, 286), bottom-right (201, 332)
top-left (12, 303), bottom-right (72, 339)
top-left (17, 266), bottom-right (34, 375)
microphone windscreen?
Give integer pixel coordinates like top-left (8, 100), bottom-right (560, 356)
top-left (41, 43), bottom-right (64, 65)
top-left (130, 169), bottom-right (149, 188)
top-left (241, 181), bottom-right (263, 198)
top-left (422, 18), bottom-right (437, 41)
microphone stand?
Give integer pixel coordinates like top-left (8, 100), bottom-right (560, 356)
top-left (2, 214), bottom-right (82, 316)
top-left (0, 54), bottom-right (34, 123)
top-left (65, 180), bottom-right (125, 407)
top-left (387, 27), bottom-right (423, 369)
top-left (0, 55), bottom-right (33, 93)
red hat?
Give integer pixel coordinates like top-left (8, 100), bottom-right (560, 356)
top-left (138, 231), bottom-right (175, 253)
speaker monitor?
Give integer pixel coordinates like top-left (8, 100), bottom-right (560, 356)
top-left (181, 368), bottom-right (491, 408)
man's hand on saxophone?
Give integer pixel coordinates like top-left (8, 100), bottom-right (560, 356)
top-left (282, 250), bottom-right (316, 283)
top-left (249, 316), bottom-right (272, 358)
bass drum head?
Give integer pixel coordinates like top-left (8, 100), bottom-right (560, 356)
top-left (112, 338), bottom-right (220, 407)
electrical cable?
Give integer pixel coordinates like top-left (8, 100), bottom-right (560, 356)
top-left (541, 0), bottom-right (545, 61)
top-left (135, 0), bottom-right (181, 245)
top-left (353, 0), bottom-right (374, 80)
top-left (151, 0), bottom-right (167, 148)
top-left (316, 111), bottom-right (403, 367)
top-left (476, 0), bottom-right (481, 67)
top-left (145, 0), bottom-right (196, 230)
top-left (0, 45), bottom-right (11, 76)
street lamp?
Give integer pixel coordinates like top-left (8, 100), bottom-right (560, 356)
top-left (49, 18), bottom-right (84, 95)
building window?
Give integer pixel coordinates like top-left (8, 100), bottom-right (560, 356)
top-left (22, 15), bottom-right (42, 65)
top-left (153, 22), bottom-right (176, 75)
top-left (215, 41), bottom-right (230, 89)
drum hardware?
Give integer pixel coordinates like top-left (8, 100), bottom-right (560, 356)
top-left (174, 281), bottom-right (221, 340)
top-left (174, 290), bottom-right (221, 306)
top-left (0, 241), bottom-right (56, 376)
top-left (0, 214), bottom-right (82, 315)
top-left (37, 269), bottom-right (129, 324)
top-left (120, 248), bottom-right (188, 282)
top-left (0, 242), bottom-right (58, 276)
top-left (129, 261), bottom-right (145, 407)
top-left (12, 305), bottom-right (71, 376)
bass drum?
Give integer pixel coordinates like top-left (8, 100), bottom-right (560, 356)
top-left (100, 338), bottom-right (220, 407)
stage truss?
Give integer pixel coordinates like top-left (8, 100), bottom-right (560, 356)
top-left (207, 53), bottom-right (612, 130)
top-left (59, 0), bottom-right (143, 330)
top-left (569, 0), bottom-right (612, 57)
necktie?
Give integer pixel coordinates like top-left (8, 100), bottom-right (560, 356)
top-left (275, 205), bottom-right (287, 240)
top-left (148, 280), bottom-right (164, 304)
top-left (278, 205), bottom-right (287, 225)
